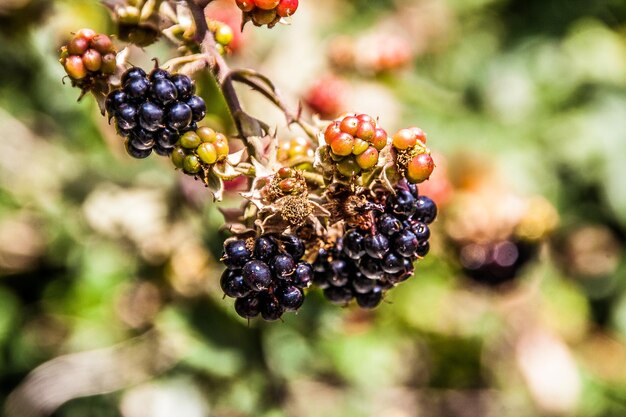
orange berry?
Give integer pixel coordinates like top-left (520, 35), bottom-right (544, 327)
top-left (410, 127), bottom-right (427, 144)
top-left (329, 132), bottom-right (354, 156)
top-left (214, 135), bottom-right (230, 160)
top-left (64, 55), bottom-right (87, 79)
top-left (371, 128), bottom-right (388, 150)
top-left (406, 153), bottom-right (434, 183)
top-left (392, 128), bottom-right (417, 150)
top-left (255, 0), bottom-right (280, 10)
top-left (324, 121), bottom-right (342, 143)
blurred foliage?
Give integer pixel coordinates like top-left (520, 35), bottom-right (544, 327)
top-left (1, 0), bottom-right (626, 416)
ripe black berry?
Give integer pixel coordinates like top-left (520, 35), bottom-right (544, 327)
top-left (156, 128), bottom-right (178, 149)
top-left (151, 78), bottom-right (178, 105)
top-left (323, 286), bottom-right (353, 305)
top-left (167, 102), bottom-right (193, 130)
top-left (363, 234), bottom-right (389, 259)
top-left (138, 101), bottom-right (165, 131)
top-left (125, 140), bottom-right (152, 159)
top-left (359, 256), bottom-right (384, 279)
top-left (356, 287), bottom-right (383, 309)
top-left (279, 234), bottom-right (305, 260)
top-left (275, 285), bottom-right (304, 311)
top-left (234, 294), bottom-right (261, 319)
top-left (414, 195), bottom-right (437, 224)
top-left (242, 260), bottom-right (273, 291)
top-left (292, 262), bottom-right (313, 288)
top-left (124, 76), bottom-right (150, 102)
top-left (149, 68), bottom-right (170, 81)
top-left (122, 67), bottom-right (147, 84)
top-left (186, 96), bottom-right (207, 122)
top-left (220, 269), bottom-right (252, 298)
top-left (378, 214), bottom-right (402, 236)
top-left (171, 74), bottom-right (194, 100)
top-left (116, 103), bottom-right (138, 130)
top-left (260, 294), bottom-right (284, 321)
top-left (223, 239), bottom-right (252, 269)
top-left (352, 273), bottom-right (376, 294)
top-left (105, 89), bottom-right (126, 117)
top-left (394, 229), bottom-right (419, 257)
top-left (271, 254), bottom-right (296, 279)
top-left (382, 252), bottom-right (404, 274)
top-left (253, 236), bottom-right (277, 261)
top-left (343, 230), bottom-right (365, 259)
top-left (128, 132), bottom-right (154, 150)
top-left (389, 189), bottom-right (416, 216)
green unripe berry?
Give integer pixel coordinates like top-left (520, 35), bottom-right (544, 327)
top-left (252, 8), bottom-right (277, 25)
top-left (171, 147), bottom-right (186, 169)
top-left (197, 127), bottom-right (217, 143)
top-left (355, 146), bottom-right (379, 170)
top-left (180, 131), bottom-right (201, 149)
top-left (336, 156), bottom-right (362, 177)
top-left (352, 138), bottom-right (369, 155)
top-left (183, 154), bottom-right (202, 174)
top-left (215, 24), bottom-right (234, 46)
top-left (101, 53), bottom-right (116, 74)
top-left (197, 142), bottom-right (218, 165)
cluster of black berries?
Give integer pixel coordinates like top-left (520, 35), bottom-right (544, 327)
top-left (313, 183), bottom-right (437, 308)
top-left (220, 234), bottom-right (313, 321)
top-left (105, 67), bottom-right (207, 159)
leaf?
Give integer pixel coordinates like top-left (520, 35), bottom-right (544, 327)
top-left (205, 168), bottom-right (224, 202)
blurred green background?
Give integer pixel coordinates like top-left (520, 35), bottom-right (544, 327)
top-left (1, 0), bottom-right (626, 416)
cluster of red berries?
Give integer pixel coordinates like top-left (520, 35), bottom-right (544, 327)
top-left (221, 234), bottom-right (312, 320)
top-left (235, 0), bottom-right (298, 27)
top-left (170, 127), bottom-right (230, 176)
top-left (59, 29), bottom-right (116, 85)
top-left (324, 113), bottom-right (388, 177)
top-left (105, 67), bottom-right (206, 158)
top-left (313, 182), bottom-right (437, 308)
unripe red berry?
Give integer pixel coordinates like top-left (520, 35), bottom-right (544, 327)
top-left (278, 166), bottom-right (294, 178)
top-left (236, 0), bottom-right (255, 12)
top-left (67, 36), bottom-right (89, 55)
top-left (197, 142), bottom-right (218, 165)
top-left (329, 132), bottom-right (354, 156)
top-left (101, 53), bottom-right (117, 74)
top-left (392, 128), bottom-right (417, 150)
top-left (82, 49), bottom-right (102, 72)
top-left (410, 127), bottom-right (427, 144)
top-left (357, 114), bottom-right (374, 124)
top-left (254, 0), bottom-right (280, 10)
top-left (324, 122), bottom-right (342, 143)
top-left (336, 157), bottom-right (362, 177)
top-left (355, 120), bottom-right (375, 141)
top-left (64, 55), bottom-right (87, 79)
top-left (355, 146), bottom-right (379, 170)
top-left (371, 128), bottom-right (388, 151)
top-left (90, 34), bottom-right (113, 54)
top-left (339, 116), bottom-right (359, 136)
top-left (277, 0), bottom-right (298, 17)
top-left (252, 8), bottom-right (277, 25)
top-left (279, 178), bottom-right (296, 192)
top-left (406, 153), bottom-right (434, 183)
top-left (75, 28), bottom-right (96, 41)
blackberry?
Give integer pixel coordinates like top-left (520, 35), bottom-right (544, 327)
top-left (220, 233), bottom-right (312, 320)
top-left (105, 67), bottom-right (207, 160)
top-left (312, 183), bottom-right (437, 310)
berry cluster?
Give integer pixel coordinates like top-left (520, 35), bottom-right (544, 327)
top-left (221, 234), bottom-right (312, 320)
top-left (313, 183), bottom-right (437, 308)
top-left (59, 29), bottom-right (116, 85)
top-left (236, 0), bottom-right (298, 27)
top-left (392, 127), bottom-right (434, 184)
top-left (105, 67), bottom-right (206, 159)
top-left (170, 127), bottom-right (230, 176)
top-left (324, 114), bottom-right (388, 177)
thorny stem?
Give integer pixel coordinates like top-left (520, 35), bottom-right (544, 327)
top-left (184, 0), bottom-right (319, 161)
